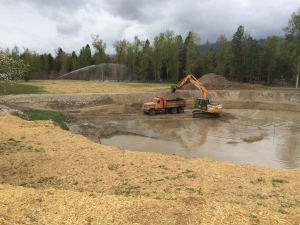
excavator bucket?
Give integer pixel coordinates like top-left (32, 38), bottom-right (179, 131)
top-left (171, 85), bottom-right (177, 93)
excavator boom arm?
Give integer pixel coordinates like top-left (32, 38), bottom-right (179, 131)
top-left (171, 74), bottom-right (208, 98)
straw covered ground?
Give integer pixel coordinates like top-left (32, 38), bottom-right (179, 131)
top-left (0, 114), bottom-right (300, 224)
top-left (0, 76), bottom-right (300, 224)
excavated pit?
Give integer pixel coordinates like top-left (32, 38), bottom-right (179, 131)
top-left (1, 87), bottom-right (300, 169)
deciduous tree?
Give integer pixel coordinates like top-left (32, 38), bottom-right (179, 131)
top-left (278, 40), bottom-right (297, 82)
top-left (0, 47), bottom-right (27, 81)
top-left (183, 31), bottom-right (200, 76)
top-left (263, 36), bottom-right (279, 84)
top-left (215, 34), bottom-right (230, 76)
top-left (20, 49), bottom-right (42, 81)
top-left (113, 39), bottom-right (129, 81)
top-left (283, 7), bottom-right (300, 88)
top-left (203, 39), bottom-right (215, 74)
top-left (152, 33), bottom-right (165, 82)
top-left (91, 34), bottom-right (107, 65)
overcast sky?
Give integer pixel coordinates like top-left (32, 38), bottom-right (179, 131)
top-left (0, 0), bottom-right (299, 56)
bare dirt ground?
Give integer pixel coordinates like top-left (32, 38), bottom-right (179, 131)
top-left (1, 74), bottom-right (300, 224)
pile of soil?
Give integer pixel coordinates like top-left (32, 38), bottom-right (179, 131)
top-left (182, 73), bottom-right (266, 90)
top-left (242, 134), bottom-right (264, 143)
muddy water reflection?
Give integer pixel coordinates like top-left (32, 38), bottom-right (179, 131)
top-left (101, 110), bottom-right (300, 169)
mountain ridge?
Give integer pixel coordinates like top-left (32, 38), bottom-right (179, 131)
top-left (198, 37), bottom-right (285, 52)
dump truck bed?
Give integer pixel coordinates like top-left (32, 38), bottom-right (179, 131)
top-left (164, 98), bottom-right (186, 108)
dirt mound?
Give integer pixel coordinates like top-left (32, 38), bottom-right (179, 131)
top-left (242, 134), bottom-right (264, 143)
top-left (182, 73), bottom-right (266, 90)
top-left (199, 73), bottom-right (229, 89)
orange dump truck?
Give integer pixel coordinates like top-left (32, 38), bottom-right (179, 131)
top-left (142, 96), bottom-right (186, 116)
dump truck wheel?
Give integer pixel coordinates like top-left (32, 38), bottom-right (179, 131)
top-left (171, 108), bottom-right (177, 114)
top-left (149, 109), bottom-right (156, 116)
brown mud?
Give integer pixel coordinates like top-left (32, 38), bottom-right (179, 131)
top-left (1, 87), bottom-right (299, 143)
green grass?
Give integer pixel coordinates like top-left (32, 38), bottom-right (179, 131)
top-left (269, 86), bottom-right (300, 91)
top-left (24, 110), bottom-right (69, 130)
top-left (0, 82), bottom-right (47, 95)
top-left (112, 82), bottom-right (171, 89)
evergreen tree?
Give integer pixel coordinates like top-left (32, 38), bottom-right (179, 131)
top-left (77, 44), bottom-right (92, 69)
top-left (71, 51), bottom-right (78, 71)
top-left (47, 53), bottom-right (54, 75)
top-left (138, 39), bottom-right (151, 81)
top-left (40, 53), bottom-right (49, 78)
top-left (230, 25), bottom-right (244, 81)
top-left (54, 47), bottom-right (63, 74)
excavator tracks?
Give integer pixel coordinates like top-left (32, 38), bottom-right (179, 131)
top-left (193, 112), bottom-right (220, 118)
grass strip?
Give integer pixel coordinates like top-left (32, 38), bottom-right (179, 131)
top-left (24, 110), bottom-right (69, 130)
top-left (268, 86), bottom-right (300, 91)
top-left (0, 82), bottom-right (47, 95)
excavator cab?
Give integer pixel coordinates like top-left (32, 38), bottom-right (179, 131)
top-left (195, 98), bottom-right (209, 110)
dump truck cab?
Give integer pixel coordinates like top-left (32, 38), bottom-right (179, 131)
top-left (150, 97), bottom-right (164, 109)
top-left (143, 96), bottom-right (186, 116)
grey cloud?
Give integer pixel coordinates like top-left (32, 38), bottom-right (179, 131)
top-left (1, 0), bottom-right (299, 56)
top-left (10, 0), bottom-right (94, 36)
top-left (103, 0), bottom-right (167, 23)
top-left (152, 0), bottom-right (294, 42)
top-left (56, 20), bottom-right (82, 36)
top-left (27, 0), bottom-right (91, 13)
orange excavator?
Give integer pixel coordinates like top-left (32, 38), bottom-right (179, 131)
top-left (171, 74), bottom-right (223, 118)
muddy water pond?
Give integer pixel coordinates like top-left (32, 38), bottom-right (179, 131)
top-left (101, 109), bottom-right (300, 169)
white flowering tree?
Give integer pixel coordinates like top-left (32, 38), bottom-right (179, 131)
top-left (0, 48), bottom-right (27, 81)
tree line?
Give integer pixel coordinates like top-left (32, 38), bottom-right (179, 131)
top-left (1, 7), bottom-right (299, 86)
